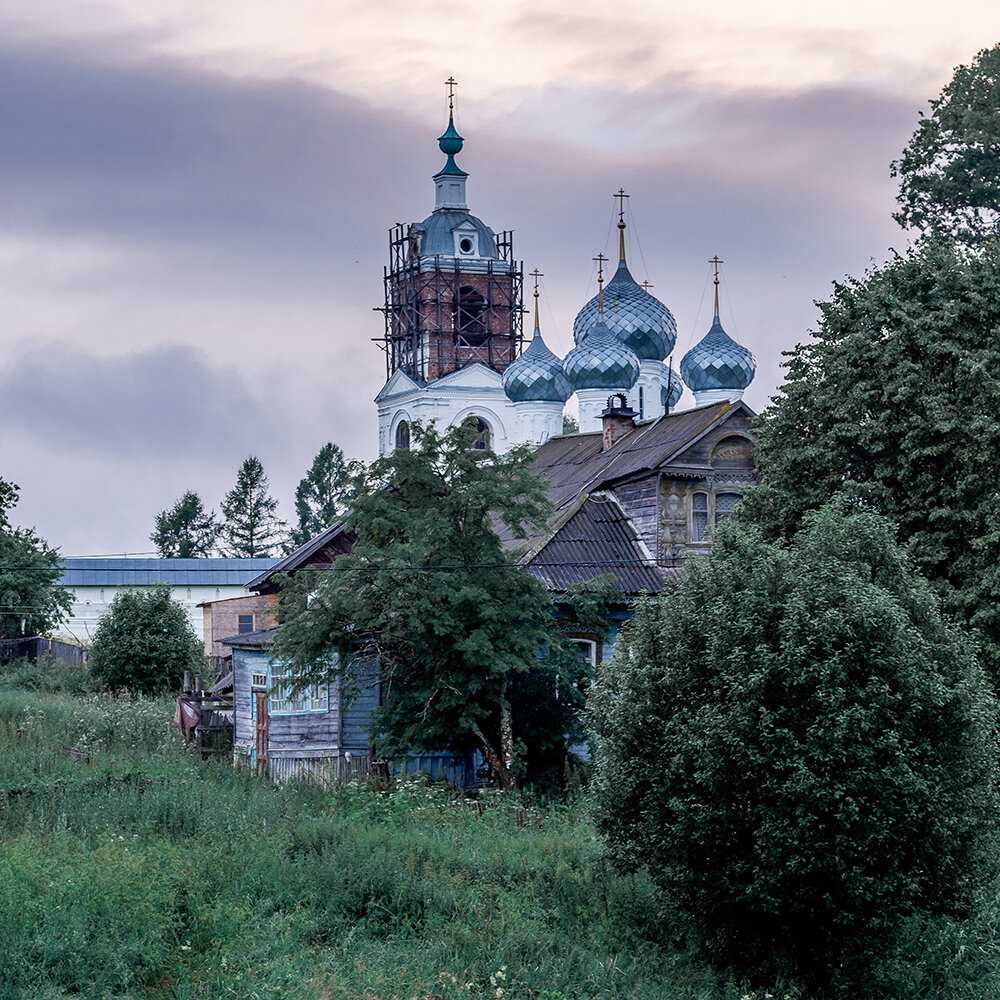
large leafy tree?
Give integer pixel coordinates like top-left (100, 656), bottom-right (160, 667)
top-left (745, 237), bottom-right (1000, 681)
top-left (892, 43), bottom-right (1000, 247)
top-left (289, 443), bottom-right (349, 549)
top-left (0, 478), bottom-right (71, 641)
top-left (219, 457), bottom-right (287, 558)
top-left (151, 491), bottom-right (218, 557)
top-left (589, 498), bottom-right (999, 997)
top-left (90, 584), bottom-right (204, 694)
top-left (272, 422), bottom-right (608, 790)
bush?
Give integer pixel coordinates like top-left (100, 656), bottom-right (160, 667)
top-left (89, 585), bottom-right (203, 694)
top-left (589, 496), bottom-right (1000, 997)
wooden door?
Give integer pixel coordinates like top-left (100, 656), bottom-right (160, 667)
top-left (254, 691), bottom-right (269, 774)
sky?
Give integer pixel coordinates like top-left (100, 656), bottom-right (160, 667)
top-left (0, 1), bottom-right (996, 553)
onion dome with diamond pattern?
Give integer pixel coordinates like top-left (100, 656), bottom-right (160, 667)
top-left (503, 322), bottom-right (572, 403)
top-left (680, 314), bottom-right (756, 395)
top-left (661, 363), bottom-right (683, 410)
top-left (573, 262), bottom-right (677, 361)
top-left (563, 316), bottom-right (640, 391)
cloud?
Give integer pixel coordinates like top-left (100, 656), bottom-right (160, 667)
top-left (0, 28), bottom-right (927, 550)
top-left (0, 341), bottom-right (285, 461)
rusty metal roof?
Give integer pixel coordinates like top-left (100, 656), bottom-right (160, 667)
top-left (524, 492), bottom-right (665, 595)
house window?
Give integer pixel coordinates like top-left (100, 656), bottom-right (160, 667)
top-left (251, 670), bottom-right (268, 690)
top-left (462, 416), bottom-right (492, 451)
top-left (454, 286), bottom-right (487, 345)
top-left (395, 420), bottom-right (411, 450)
top-left (567, 638), bottom-right (599, 668)
top-left (691, 492), bottom-right (709, 542)
top-left (238, 614), bottom-right (254, 634)
top-left (269, 673), bottom-right (328, 714)
top-left (715, 492), bottom-right (742, 526)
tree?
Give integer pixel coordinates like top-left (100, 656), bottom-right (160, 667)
top-left (289, 443), bottom-right (349, 549)
top-left (271, 422), bottom-right (608, 790)
top-left (151, 491), bottom-right (218, 557)
top-left (745, 236), bottom-right (1000, 682)
top-left (89, 584), bottom-right (204, 694)
top-left (219, 457), bottom-right (287, 558)
top-left (589, 498), bottom-right (999, 997)
top-left (561, 414), bottom-right (579, 435)
top-left (892, 44), bottom-right (1000, 247)
top-left (0, 478), bottom-right (71, 641)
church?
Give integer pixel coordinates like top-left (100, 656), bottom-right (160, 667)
top-left (222, 84), bottom-right (761, 782)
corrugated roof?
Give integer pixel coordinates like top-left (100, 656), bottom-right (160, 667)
top-left (60, 558), bottom-right (278, 587)
top-left (221, 626), bottom-right (279, 648)
top-left (525, 493), bottom-right (665, 595)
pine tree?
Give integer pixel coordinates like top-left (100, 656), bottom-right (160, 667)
top-left (289, 443), bottom-right (348, 548)
top-left (150, 491), bottom-right (218, 557)
top-left (219, 457), bottom-right (287, 558)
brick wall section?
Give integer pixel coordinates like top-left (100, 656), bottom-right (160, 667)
top-left (391, 270), bottom-right (518, 381)
top-left (201, 594), bottom-right (279, 658)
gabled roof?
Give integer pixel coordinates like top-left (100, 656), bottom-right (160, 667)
top-left (375, 368), bottom-right (420, 402)
top-left (60, 558), bottom-right (278, 588)
top-left (522, 492), bottom-right (666, 595)
top-left (247, 522), bottom-right (353, 594)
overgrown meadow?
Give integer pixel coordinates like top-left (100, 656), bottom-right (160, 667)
top-left (0, 659), bottom-right (764, 1000)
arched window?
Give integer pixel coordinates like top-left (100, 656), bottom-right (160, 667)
top-left (691, 492), bottom-right (709, 542)
top-left (462, 416), bottom-right (492, 451)
top-left (454, 286), bottom-right (487, 346)
top-left (394, 420), bottom-right (410, 451)
top-left (715, 492), bottom-right (742, 526)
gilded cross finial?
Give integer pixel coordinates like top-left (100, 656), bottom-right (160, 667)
top-left (529, 268), bottom-right (543, 329)
top-left (593, 252), bottom-right (608, 316)
top-left (709, 254), bottom-right (724, 319)
top-left (613, 188), bottom-right (630, 262)
top-left (445, 76), bottom-right (457, 112)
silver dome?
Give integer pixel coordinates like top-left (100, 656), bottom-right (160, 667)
top-left (573, 262), bottom-right (677, 361)
top-left (681, 316), bottom-right (756, 393)
top-left (563, 316), bottom-right (640, 391)
top-left (503, 325), bottom-right (572, 403)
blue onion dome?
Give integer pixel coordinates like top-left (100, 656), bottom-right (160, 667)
top-left (573, 263), bottom-right (677, 361)
top-left (563, 316), bottom-right (640, 391)
top-left (680, 314), bottom-right (756, 394)
top-left (503, 323), bottom-right (572, 403)
top-left (438, 114), bottom-right (464, 156)
top-left (661, 363), bottom-right (683, 410)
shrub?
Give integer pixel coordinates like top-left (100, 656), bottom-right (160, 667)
top-left (589, 496), bottom-right (1000, 997)
top-left (89, 584), bottom-right (203, 694)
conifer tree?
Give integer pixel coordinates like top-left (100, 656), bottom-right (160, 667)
top-left (150, 491), bottom-right (218, 557)
top-left (289, 443), bottom-right (349, 548)
top-left (219, 457), bottom-right (286, 558)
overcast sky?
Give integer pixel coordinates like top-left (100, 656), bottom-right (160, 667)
top-left (0, 1), bottom-right (995, 553)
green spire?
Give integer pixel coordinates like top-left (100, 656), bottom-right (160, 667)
top-left (435, 76), bottom-right (467, 177)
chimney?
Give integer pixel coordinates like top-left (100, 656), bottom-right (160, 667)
top-left (601, 393), bottom-right (637, 451)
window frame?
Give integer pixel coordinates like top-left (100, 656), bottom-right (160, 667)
top-left (237, 613), bottom-right (255, 635)
top-left (690, 490), bottom-right (710, 544)
top-left (394, 419), bottom-right (411, 451)
top-left (268, 672), bottom-right (329, 715)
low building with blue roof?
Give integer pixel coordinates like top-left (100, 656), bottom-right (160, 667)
top-left (55, 558), bottom-right (278, 648)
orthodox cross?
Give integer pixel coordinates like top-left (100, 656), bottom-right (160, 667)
top-left (709, 254), bottom-right (724, 317)
top-left (613, 187), bottom-right (630, 221)
top-left (529, 268), bottom-right (543, 328)
top-left (593, 252), bottom-right (608, 314)
top-left (641, 279), bottom-right (654, 291)
top-left (445, 76), bottom-right (457, 111)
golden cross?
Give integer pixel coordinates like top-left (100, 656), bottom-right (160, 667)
top-left (709, 255), bottom-right (724, 316)
top-left (593, 252), bottom-right (608, 314)
top-left (445, 76), bottom-right (457, 111)
top-left (529, 268), bottom-right (543, 327)
top-left (613, 187), bottom-right (630, 222)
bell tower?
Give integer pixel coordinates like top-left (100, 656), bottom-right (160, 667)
top-left (376, 79), bottom-right (524, 386)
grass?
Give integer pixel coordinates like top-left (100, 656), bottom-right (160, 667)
top-left (0, 659), bottom-right (761, 1000)
top-left (1, 658), bottom-right (997, 999)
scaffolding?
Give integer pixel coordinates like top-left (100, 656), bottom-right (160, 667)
top-left (375, 223), bottom-right (525, 383)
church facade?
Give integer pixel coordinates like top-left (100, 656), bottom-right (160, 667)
top-left (374, 88), bottom-right (757, 453)
top-left (221, 85), bottom-right (762, 786)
